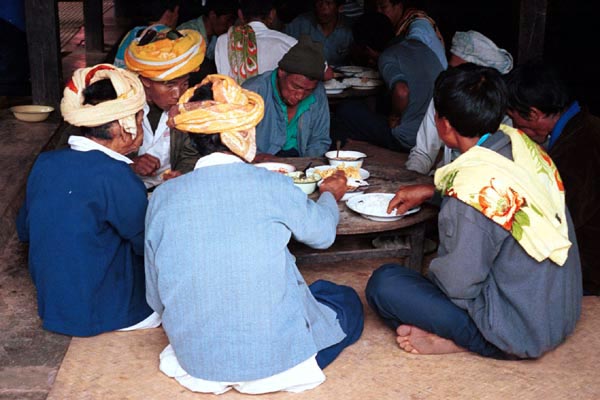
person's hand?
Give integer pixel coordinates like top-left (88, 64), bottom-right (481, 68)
top-left (388, 114), bottom-right (401, 129)
top-left (253, 153), bottom-right (277, 163)
top-left (391, 81), bottom-right (409, 115)
top-left (162, 169), bottom-right (182, 181)
top-left (131, 154), bottom-right (161, 176)
top-left (319, 171), bottom-right (347, 202)
top-left (324, 65), bottom-right (334, 81)
top-left (387, 184), bottom-right (435, 215)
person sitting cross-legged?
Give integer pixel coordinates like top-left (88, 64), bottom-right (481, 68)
top-left (366, 64), bottom-right (582, 359)
top-left (146, 74), bottom-right (363, 394)
top-left (16, 64), bottom-right (160, 336)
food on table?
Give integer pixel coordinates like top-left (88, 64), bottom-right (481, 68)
top-left (314, 164), bottom-right (361, 180)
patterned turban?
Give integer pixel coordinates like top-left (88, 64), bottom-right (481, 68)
top-left (60, 64), bottom-right (146, 138)
top-left (170, 74), bottom-right (265, 162)
top-left (124, 28), bottom-right (206, 81)
top-left (451, 31), bottom-right (514, 74)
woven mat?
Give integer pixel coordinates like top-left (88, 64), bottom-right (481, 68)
top-left (47, 261), bottom-right (600, 399)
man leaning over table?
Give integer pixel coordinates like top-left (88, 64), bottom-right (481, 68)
top-left (16, 64), bottom-right (160, 337)
top-left (145, 74), bottom-right (363, 394)
top-left (242, 35), bottom-right (332, 160)
top-left (124, 26), bottom-right (205, 189)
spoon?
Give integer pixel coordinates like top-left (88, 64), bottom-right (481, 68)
top-left (299, 161), bottom-right (313, 177)
top-left (336, 140), bottom-right (342, 159)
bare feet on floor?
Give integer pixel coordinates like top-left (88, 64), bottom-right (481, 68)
top-left (395, 325), bottom-right (467, 355)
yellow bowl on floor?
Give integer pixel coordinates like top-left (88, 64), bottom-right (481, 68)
top-left (10, 105), bottom-right (55, 122)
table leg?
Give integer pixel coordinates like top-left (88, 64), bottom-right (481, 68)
top-left (407, 222), bottom-right (426, 273)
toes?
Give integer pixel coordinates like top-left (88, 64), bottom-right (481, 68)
top-left (396, 324), bottom-right (413, 336)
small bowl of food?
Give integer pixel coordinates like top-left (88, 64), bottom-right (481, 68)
top-left (10, 105), bottom-right (55, 122)
top-left (286, 171), bottom-right (322, 195)
top-left (325, 150), bottom-right (367, 168)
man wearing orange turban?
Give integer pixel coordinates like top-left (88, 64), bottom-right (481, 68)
top-left (125, 27), bottom-right (206, 188)
top-left (145, 74), bottom-right (364, 395)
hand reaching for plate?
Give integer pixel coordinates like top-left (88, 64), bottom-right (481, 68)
top-left (388, 184), bottom-right (435, 215)
top-left (319, 171), bottom-right (347, 202)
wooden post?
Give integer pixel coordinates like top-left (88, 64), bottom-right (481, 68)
top-left (23, 0), bottom-right (62, 108)
top-left (84, 0), bottom-right (104, 54)
top-left (518, 0), bottom-right (547, 63)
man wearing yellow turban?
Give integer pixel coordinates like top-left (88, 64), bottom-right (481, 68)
top-left (125, 26), bottom-right (207, 188)
top-left (145, 74), bottom-right (364, 394)
top-left (17, 64), bottom-right (160, 336)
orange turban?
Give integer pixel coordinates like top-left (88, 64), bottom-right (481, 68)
top-left (170, 74), bottom-right (264, 162)
top-left (124, 28), bottom-right (206, 81)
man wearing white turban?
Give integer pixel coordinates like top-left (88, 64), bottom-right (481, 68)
top-left (406, 30), bottom-right (514, 175)
top-left (16, 64), bottom-right (160, 336)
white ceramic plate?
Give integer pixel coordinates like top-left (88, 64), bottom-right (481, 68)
top-left (355, 70), bottom-right (380, 79)
top-left (326, 89), bottom-right (344, 95)
top-left (346, 193), bottom-right (421, 222)
top-left (254, 162), bottom-right (296, 173)
top-left (342, 77), bottom-right (383, 88)
top-left (337, 66), bottom-right (369, 76)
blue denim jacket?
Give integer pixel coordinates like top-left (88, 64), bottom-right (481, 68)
top-left (144, 163), bottom-right (345, 381)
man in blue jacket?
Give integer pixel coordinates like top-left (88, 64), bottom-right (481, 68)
top-left (17, 64), bottom-right (160, 337)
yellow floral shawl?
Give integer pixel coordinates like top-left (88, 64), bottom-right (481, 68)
top-left (434, 125), bottom-right (571, 266)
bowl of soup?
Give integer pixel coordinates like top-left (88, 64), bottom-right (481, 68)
top-left (325, 150), bottom-right (367, 168)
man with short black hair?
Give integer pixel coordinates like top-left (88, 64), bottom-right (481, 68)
top-left (505, 62), bottom-right (600, 296)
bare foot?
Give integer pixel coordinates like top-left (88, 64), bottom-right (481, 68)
top-left (395, 325), bottom-right (466, 355)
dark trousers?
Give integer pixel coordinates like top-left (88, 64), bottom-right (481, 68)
top-left (331, 99), bottom-right (410, 152)
top-left (310, 280), bottom-right (364, 368)
top-left (365, 264), bottom-right (506, 359)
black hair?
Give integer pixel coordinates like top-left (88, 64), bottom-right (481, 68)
top-left (505, 62), bottom-right (571, 119)
top-left (240, 0), bottom-right (274, 20)
top-left (315, 0), bottom-right (345, 6)
top-left (188, 82), bottom-right (214, 102)
top-left (178, 0), bottom-right (237, 23)
top-left (352, 12), bottom-right (394, 52)
top-left (434, 63), bottom-right (507, 138)
top-left (80, 79), bottom-right (119, 140)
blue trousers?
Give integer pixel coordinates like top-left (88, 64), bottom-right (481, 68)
top-left (310, 280), bottom-right (365, 368)
top-left (365, 264), bottom-right (506, 359)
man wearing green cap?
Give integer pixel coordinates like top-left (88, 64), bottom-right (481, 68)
top-left (242, 35), bottom-right (332, 158)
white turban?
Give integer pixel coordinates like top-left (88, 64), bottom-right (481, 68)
top-left (60, 64), bottom-right (146, 138)
top-left (451, 31), bottom-right (514, 74)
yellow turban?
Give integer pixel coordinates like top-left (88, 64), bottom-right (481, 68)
top-left (170, 74), bottom-right (265, 162)
top-left (60, 64), bottom-right (146, 138)
top-left (124, 28), bottom-right (206, 81)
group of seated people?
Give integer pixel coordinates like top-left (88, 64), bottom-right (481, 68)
top-left (14, 0), bottom-right (599, 395)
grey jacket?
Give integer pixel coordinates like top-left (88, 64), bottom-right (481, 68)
top-left (243, 70), bottom-right (331, 157)
top-left (429, 131), bottom-right (582, 358)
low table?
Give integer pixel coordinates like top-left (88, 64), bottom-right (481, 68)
top-left (276, 143), bottom-right (438, 272)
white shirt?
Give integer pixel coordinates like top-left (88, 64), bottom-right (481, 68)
top-left (68, 135), bottom-right (133, 164)
top-left (215, 21), bottom-right (297, 80)
top-left (137, 103), bottom-right (171, 188)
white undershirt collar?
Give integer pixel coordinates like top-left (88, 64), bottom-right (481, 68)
top-left (68, 135), bottom-right (133, 164)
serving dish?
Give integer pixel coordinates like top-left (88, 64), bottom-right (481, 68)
top-left (10, 105), bottom-right (54, 122)
top-left (324, 150), bottom-right (367, 168)
top-left (254, 162), bottom-right (296, 173)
